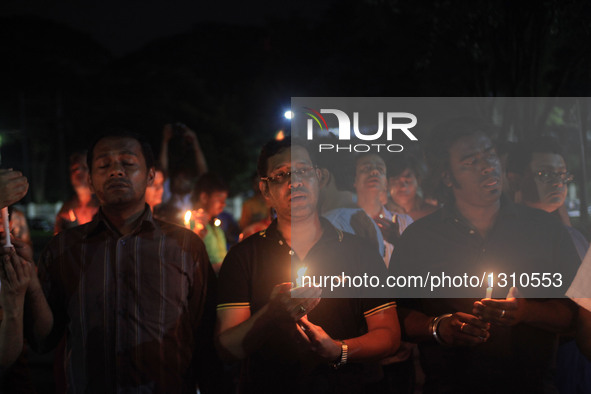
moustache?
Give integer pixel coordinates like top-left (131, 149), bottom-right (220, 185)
top-left (105, 179), bottom-right (132, 188)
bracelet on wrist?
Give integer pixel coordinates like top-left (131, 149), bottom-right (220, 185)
top-left (331, 340), bottom-right (348, 369)
top-left (430, 313), bottom-right (452, 345)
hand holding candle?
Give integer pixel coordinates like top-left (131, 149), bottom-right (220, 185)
top-left (473, 286), bottom-right (523, 326)
top-left (269, 282), bottom-right (321, 322)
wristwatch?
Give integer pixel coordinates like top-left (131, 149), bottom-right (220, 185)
top-left (331, 340), bottom-right (348, 369)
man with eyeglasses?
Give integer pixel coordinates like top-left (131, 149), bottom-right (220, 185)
top-left (506, 137), bottom-right (587, 258)
top-left (507, 137), bottom-right (591, 392)
top-left (216, 137), bottom-right (400, 393)
top-left (390, 119), bottom-right (580, 393)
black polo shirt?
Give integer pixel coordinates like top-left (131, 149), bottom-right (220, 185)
top-left (218, 218), bottom-right (395, 394)
top-left (390, 199), bottom-right (580, 393)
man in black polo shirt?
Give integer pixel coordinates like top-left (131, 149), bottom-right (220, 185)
top-left (390, 118), bottom-right (580, 393)
top-left (216, 138), bottom-right (399, 393)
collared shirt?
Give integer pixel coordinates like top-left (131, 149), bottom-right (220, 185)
top-left (218, 218), bottom-right (395, 393)
top-left (390, 199), bottom-right (580, 393)
top-left (37, 206), bottom-right (215, 393)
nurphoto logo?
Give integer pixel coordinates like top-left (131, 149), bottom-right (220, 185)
top-left (302, 107), bottom-right (418, 153)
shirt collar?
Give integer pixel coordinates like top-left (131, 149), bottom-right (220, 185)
top-left (262, 216), bottom-right (343, 245)
top-left (85, 204), bottom-right (159, 239)
top-left (441, 194), bottom-right (518, 225)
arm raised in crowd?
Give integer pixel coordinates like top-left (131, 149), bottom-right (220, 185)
top-left (159, 124), bottom-right (208, 176)
top-left (216, 283), bottom-right (321, 360)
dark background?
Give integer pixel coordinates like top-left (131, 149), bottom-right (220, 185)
top-left (1, 0), bottom-right (591, 204)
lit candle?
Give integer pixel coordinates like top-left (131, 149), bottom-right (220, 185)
top-left (296, 266), bottom-right (308, 287)
top-left (184, 210), bottom-right (193, 229)
top-left (2, 207), bottom-right (12, 248)
top-left (485, 273), bottom-right (493, 298)
top-left (68, 209), bottom-right (76, 222)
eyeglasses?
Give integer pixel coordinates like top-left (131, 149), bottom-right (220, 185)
top-left (261, 166), bottom-right (317, 184)
top-left (535, 170), bottom-right (574, 184)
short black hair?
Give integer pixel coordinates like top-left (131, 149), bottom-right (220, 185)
top-left (87, 130), bottom-right (155, 173)
top-left (386, 153), bottom-right (424, 182)
top-left (506, 137), bottom-right (564, 176)
top-left (256, 136), bottom-right (311, 178)
top-left (191, 172), bottom-right (229, 204)
top-left (424, 117), bottom-right (493, 204)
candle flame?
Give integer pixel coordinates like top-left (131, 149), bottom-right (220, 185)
top-left (297, 266), bottom-right (308, 278)
top-left (295, 266), bottom-right (308, 287)
top-left (184, 210), bottom-right (192, 226)
top-left (214, 218), bottom-right (221, 227)
top-left (68, 209), bottom-right (76, 222)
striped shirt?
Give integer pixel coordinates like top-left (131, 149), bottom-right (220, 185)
top-left (37, 206), bottom-right (214, 393)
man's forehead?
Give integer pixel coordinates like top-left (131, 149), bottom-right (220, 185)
top-left (393, 168), bottom-right (413, 178)
top-left (530, 152), bottom-right (565, 168)
top-left (268, 146), bottom-right (312, 170)
top-left (450, 133), bottom-right (493, 157)
top-left (93, 137), bottom-right (142, 158)
top-left (357, 153), bottom-right (385, 166)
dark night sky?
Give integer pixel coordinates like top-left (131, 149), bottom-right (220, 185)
top-left (1, 0), bottom-right (332, 56)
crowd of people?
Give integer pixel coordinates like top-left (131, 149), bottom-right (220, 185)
top-left (0, 118), bottom-right (591, 393)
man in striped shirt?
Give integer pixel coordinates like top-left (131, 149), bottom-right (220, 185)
top-left (22, 132), bottom-right (217, 393)
top-left (216, 137), bottom-right (400, 393)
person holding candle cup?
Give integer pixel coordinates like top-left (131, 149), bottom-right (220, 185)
top-left (390, 118), bottom-right (580, 393)
top-left (216, 137), bottom-right (400, 393)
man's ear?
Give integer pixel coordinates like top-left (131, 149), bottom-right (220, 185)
top-left (259, 181), bottom-right (270, 199)
top-left (442, 171), bottom-right (452, 188)
top-left (318, 168), bottom-right (330, 188)
top-left (147, 167), bottom-right (155, 187)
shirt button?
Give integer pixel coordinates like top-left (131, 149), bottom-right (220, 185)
top-left (289, 250), bottom-right (294, 256)
top-left (469, 230), bottom-right (475, 235)
top-left (279, 240), bottom-right (283, 246)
